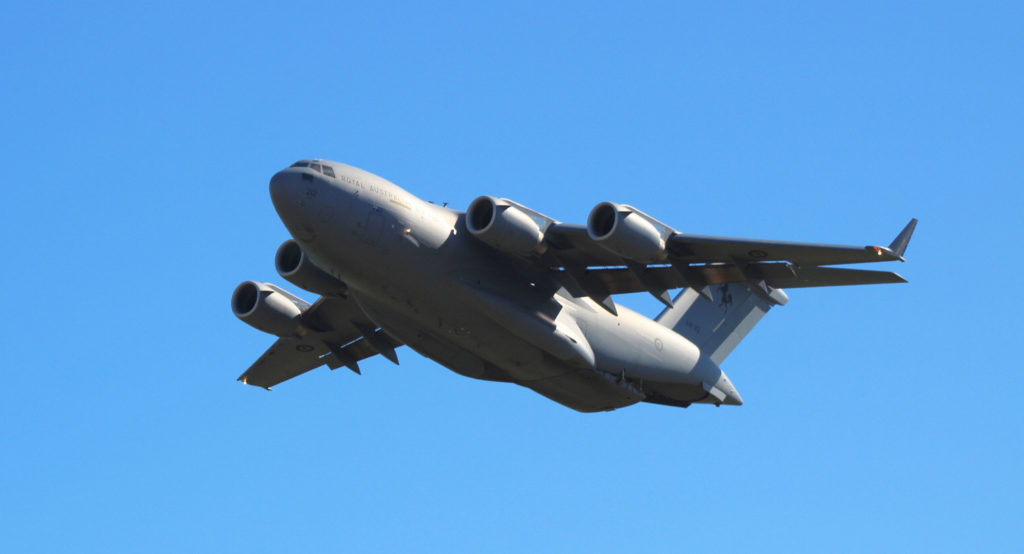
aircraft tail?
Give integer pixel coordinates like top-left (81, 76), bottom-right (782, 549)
top-left (655, 283), bottom-right (788, 365)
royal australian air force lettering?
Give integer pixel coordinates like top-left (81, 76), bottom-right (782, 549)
top-left (232, 158), bottom-right (914, 412)
top-left (334, 167), bottom-right (452, 251)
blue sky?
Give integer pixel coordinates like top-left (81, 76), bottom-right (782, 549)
top-left (2, 1), bottom-right (1021, 552)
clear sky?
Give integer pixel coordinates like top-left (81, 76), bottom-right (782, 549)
top-left (2, 1), bottom-right (1021, 552)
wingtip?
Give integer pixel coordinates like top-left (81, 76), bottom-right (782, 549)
top-left (237, 374), bottom-right (272, 390)
top-left (888, 218), bottom-right (918, 260)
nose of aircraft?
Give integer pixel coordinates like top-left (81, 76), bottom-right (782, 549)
top-left (268, 168), bottom-right (314, 238)
top-left (269, 169), bottom-right (295, 211)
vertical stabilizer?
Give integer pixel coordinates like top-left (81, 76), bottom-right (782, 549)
top-left (656, 283), bottom-right (788, 365)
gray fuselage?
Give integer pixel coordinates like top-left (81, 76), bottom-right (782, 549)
top-left (269, 161), bottom-right (740, 412)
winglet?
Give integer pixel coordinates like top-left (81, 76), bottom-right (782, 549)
top-left (888, 218), bottom-right (918, 261)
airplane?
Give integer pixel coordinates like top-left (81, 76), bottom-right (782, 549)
top-left (231, 159), bottom-right (916, 412)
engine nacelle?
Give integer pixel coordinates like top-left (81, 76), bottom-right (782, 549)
top-left (466, 196), bottom-right (545, 256)
top-left (231, 281), bottom-right (310, 337)
top-left (275, 240), bottom-right (347, 296)
top-left (587, 202), bottom-right (667, 263)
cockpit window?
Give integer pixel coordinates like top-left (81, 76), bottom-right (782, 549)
top-left (290, 160), bottom-right (333, 177)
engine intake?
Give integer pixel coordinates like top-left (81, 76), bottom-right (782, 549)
top-left (466, 196), bottom-right (545, 256)
top-left (275, 240), bottom-right (347, 296)
top-left (231, 281), bottom-right (310, 337)
top-left (587, 202), bottom-right (667, 263)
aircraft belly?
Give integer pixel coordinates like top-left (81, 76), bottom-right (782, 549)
top-left (392, 305), bottom-right (645, 411)
top-left (393, 313), bottom-right (641, 411)
top-left (349, 277), bottom-right (647, 412)
top-left (309, 213), bottom-right (653, 411)
top-left (518, 363), bottom-right (645, 412)
top-left (380, 324), bottom-right (510, 383)
top-left (354, 288), bottom-right (566, 381)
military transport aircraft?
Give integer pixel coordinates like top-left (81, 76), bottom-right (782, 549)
top-left (232, 159), bottom-right (915, 412)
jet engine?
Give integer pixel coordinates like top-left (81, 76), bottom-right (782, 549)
top-left (466, 196), bottom-right (545, 256)
top-left (587, 202), bottom-right (668, 263)
top-left (231, 281), bottom-right (310, 337)
top-left (275, 240), bottom-right (347, 296)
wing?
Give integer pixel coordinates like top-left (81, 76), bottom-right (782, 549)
top-left (538, 218), bottom-right (916, 313)
top-left (545, 219), bottom-right (916, 267)
top-left (238, 295), bottom-right (403, 389)
top-left (238, 337), bottom-right (335, 390)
